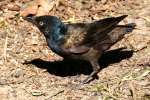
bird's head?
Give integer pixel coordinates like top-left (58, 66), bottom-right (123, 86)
top-left (24, 15), bottom-right (63, 36)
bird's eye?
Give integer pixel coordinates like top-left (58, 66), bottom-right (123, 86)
top-left (39, 21), bottom-right (44, 26)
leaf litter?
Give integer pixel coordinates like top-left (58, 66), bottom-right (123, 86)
top-left (0, 0), bottom-right (150, 99)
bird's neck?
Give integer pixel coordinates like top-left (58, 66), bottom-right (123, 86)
top-left (47, 37), bottom-right (62, 53)
top-left (44, 25), bottom-right (68, 57)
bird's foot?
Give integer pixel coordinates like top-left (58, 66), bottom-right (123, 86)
top-left (81, 74), bottom-right (99, 84)
top-left (81, 76), bottom-right (94, 84)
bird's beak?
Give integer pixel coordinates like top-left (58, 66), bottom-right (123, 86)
top-left (23, 15), bottom-right (37, 25)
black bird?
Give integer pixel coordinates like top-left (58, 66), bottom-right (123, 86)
top-left (24, 15), bottom-right (135, 83)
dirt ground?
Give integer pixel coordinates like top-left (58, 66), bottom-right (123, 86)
top-left (0, 0), bottom-right (150, 100)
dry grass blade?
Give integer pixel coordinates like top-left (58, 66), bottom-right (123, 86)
top-left (142, 16), bottom-right (150, 23)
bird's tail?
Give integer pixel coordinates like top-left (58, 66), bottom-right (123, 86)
top-left (105, 23), bottom-right (136, 46)
top-left (96, 23), bottom-right (136, 51)
top-left (116, 23), bottom-right (136, 34)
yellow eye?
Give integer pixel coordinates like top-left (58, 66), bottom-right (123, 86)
top-left (39, 21), bottom-right (44, 26)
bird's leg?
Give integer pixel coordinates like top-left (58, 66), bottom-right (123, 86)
top-left (81, 60), bottom-right (100, 84)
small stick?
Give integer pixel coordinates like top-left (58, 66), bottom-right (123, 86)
top-left (47, 90), bottom-right (64, 99)
top-left (3, 35), bottom-right (8, 60)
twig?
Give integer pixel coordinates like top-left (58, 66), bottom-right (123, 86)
top-left (129, 81), bottom-right (137, 100)
top-left (46, 90), bottom-right (64, 99)
top-left (3, 35), bottom-right (8, 61)
top-left (142, 16), bottom-right (150, 23)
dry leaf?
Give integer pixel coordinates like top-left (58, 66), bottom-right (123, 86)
top-left (8, 3), bottom-right (20, 11)
top-left (20, 3), bottom-right (38, 17)
top-left (20, 0), bottom-right (58, 17)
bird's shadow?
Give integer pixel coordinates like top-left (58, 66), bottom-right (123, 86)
top-left (24, 48), bottom-right (133, 77)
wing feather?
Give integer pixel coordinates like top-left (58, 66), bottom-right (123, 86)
top-left (61, 15), bottom-right (134, 54)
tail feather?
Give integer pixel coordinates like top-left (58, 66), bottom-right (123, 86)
top-left (106, 23), bottom-right (136, 43)
top-left (117, 23), bottom-right (136, 33)
top-left (125, 23), bottom-right (136, 33)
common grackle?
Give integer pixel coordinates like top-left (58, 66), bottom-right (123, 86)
top-left (24, 15), bottom-right (136, 83)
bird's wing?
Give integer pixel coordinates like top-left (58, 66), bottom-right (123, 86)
top-left (61, 23), bottom-right (90, 54)
top-left (61, 15), bottom-right (135, 54)
top-left (90, 23), bottom-right (136, 50)
top-left (82, 15), bottom-right (128, 45)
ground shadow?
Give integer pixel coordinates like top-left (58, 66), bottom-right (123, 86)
top-left (24, 48), bottom-right (134, 77)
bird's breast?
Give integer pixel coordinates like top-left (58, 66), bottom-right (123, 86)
top-left (46, 37), bottom-right (69, 57)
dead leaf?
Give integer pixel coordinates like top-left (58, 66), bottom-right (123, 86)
top-left (20, 0), bottom-right (59, 17)
top-left (20, 3), bottom-right (38, 17)
top-left (7, 3), bottom-right (20, 11)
